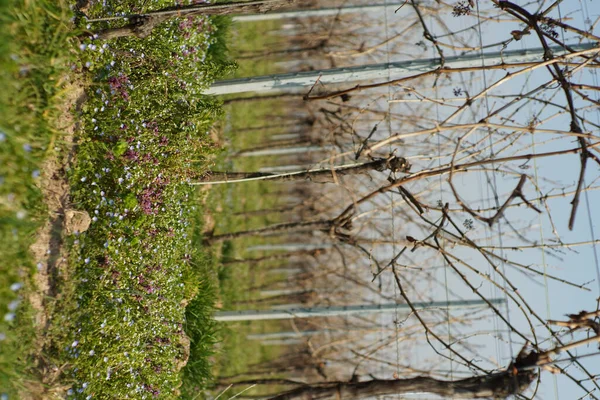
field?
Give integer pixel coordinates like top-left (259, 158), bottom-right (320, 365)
top-left (0, 0), bottom-right (238, 397)
top-left (0, 0), bottom-right (76, 395)
top-left (8, 1), bottom-right (599, 399)
top-left (202, 18), bottom-right (302, 397)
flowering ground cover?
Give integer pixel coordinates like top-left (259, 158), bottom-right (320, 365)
top-left (53, 6), bottom-right (235, 400)
top-left (1, 0), bottom-right (234, 397)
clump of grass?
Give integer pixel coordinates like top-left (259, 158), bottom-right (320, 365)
top-left (180, 244), bottom-right (220, 398)
top-left (0, 0), bottom-right (76, 395)
top-left (46, 3), bottom-right (235, 398)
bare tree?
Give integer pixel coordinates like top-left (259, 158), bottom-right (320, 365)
top-left (209, 0), bottom-right (600, 398)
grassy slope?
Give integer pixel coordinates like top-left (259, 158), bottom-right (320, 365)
top-left (1, 1), bottom-right (290, 397)
top-left (1, 0), bottom-right (234, 398)
top-left (50, 6), bottom-right (237, 398)
top-left (0, 0), bottom-right (76, 395)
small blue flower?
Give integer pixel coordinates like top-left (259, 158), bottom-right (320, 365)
top-left (7, 300), bottom-right (20, 311)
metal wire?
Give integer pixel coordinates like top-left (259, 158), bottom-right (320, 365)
top-left (578, 0), bottom-right (600, 296)
top-left (475, 0), bottom-right (514, 367)
top-left (381, 0), bottom-right (403, 389)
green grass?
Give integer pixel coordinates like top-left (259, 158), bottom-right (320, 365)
top-left (0, 0), bottom-right (76, 395)
top-left (42, 4), bottom-right (238, 396)
top-left (203, 19), bottom-right (298, 392)
top-left (0, 1), bottom-right (291, 397)
top-left (228, 19), bottom-right (284, 78)
top-left (179, 224), bottom-right (220, 398)
top-left (177, 189), bottom-right (222, 399)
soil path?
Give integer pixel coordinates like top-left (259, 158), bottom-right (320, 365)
top-left (24, 80), bottom-right (88, 398)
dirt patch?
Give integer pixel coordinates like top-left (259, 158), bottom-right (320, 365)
top-left (25, 79), bottom-right (87, 399)
top-left (64, 209), bottom-right (91, 235)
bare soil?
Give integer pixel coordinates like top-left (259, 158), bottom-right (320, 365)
top-left (24, 79), bottom-right (87, 399)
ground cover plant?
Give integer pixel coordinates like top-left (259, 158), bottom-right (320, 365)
top-left (0, 0), bottom-right (76, 395)
top-left (44, 4), bottom-right (239, 397)
top-left (2, 0), bottom-right (285, 398)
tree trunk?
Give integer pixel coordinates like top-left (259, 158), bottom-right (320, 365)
top-left (267, 372), bottom-right (536, 399)
top-left (222, 93), bottom-right (300, 105)
top-left (197, 156), bottom-right (409, 184)
top-left (94, 0), bottom-right (297, 40)
top-left (206, 219), bottom-right (334, 244)
top-left (222, 249), bottom-right (317, 265)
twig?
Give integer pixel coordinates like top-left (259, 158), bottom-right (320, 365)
top-left (410, 0), bottom-right (445, 67)
top-left (390, 264), bottom-right (489, 373)
top-left (569, 138), bottom-right (589, 230)
top-left (371, 246), bottom-right (407, 281)
top-left (335, 139), bottom-right (600, 224)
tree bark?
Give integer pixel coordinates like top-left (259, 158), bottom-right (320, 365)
top-left (266, 371), bottom-right (536, 399)
top-left (94, 0), bottom-right (297, 40)
top-left (222, 93), bottom-right (300, 105)
top-left (199, 156), bottom-right (410, 184)
top-left (206, 219), bottom-right (334, 244)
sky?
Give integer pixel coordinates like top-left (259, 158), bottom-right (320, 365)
top-left (384, 1), bottom-right (600, 398)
